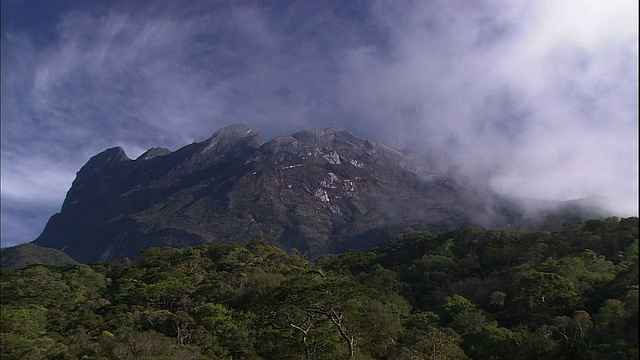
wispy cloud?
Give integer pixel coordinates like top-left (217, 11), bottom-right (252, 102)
top-left (1, 0), bottom-right (637, 247)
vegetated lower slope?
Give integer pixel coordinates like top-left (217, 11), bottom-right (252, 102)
top-left (32, 124), bottom-right (609, 263)
top-left (0, 243), bottom-right (78, 269)
top-left (2, 217), bottom-right (637, 359)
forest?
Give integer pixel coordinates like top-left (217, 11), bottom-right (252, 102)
top-left (1, 217), bottom-right (637, 359)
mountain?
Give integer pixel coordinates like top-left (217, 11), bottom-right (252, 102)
top-left (32, 124), bottom-right (608, 263)
top-left (0, 243), bottom-right (78, 269)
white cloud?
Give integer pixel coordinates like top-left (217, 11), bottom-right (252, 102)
top-left (0, 156), bottom-right (75, 204)
top-left (1, 0), bottom-right (637, 247)
top-left (338, 0), bottom-right (638, 215)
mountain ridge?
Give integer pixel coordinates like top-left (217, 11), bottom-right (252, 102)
top-left (32, 124), bottom-right (609, 263)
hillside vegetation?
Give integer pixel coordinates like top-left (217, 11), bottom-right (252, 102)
top-left (1, 217), bottom-right (637, 359)
top-left (0, 243), bottom-right (78, 269)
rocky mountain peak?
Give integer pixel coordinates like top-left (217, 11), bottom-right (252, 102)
top-left (210, 123), bottom-right (258, 139)
top-left (33, 125), bottom-right (608, 263)
top-left (70, 147), bottom-right (130, 186)
top-left (61, 147), bottom-right (131, 213)
top-left (200, 124), bottom-right (264, 156)
top-left (137, 147), bottom-right (171, 161)
top-left (291, 126), bottom-right (357, 144)
top-left (83, 146), bottom-right (130, 168)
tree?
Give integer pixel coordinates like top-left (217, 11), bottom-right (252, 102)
top-left (552, 310), bottom-right (593, 355)
top-left (393, 312), bottom-right (468, 360)
top-left (266, 274), bottom-right (373, 359)
top-left (190, 303), bottom-right (240, 357)
top-left (461, 321), bottom-right (515, 360)
top-left (511, 270), bottom-right (579, 323)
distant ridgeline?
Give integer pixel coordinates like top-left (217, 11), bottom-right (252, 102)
top-left (0, 243), bottom-right (77, 269)
top-left (27, 124), bottom-right (609, 263)
top-left (1, 217), bottom-right (637, 359)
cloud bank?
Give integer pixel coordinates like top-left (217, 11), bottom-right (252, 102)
top-left (2, 0), bottom-right (637, 247)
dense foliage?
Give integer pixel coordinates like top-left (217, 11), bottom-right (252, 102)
top-left (1, 217), bottom-right (637, 359)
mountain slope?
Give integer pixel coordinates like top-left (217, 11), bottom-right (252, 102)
top-left (32, 124), bottom-right (608, 263)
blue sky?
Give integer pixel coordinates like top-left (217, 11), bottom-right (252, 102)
top-left (2, 0), bottom-right (638, 247)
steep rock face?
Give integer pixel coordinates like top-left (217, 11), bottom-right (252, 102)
top-left (33, 124), bottom-right (607, 263)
